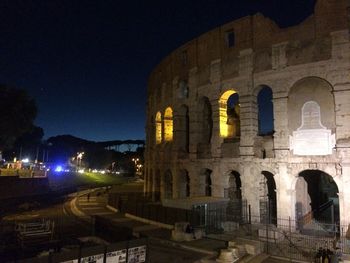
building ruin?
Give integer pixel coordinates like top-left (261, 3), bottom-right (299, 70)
top-left (144, 0), bottom-right (350, 231)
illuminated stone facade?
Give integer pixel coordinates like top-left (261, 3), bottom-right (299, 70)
top-left (145, 0), bottom-right (350, 228)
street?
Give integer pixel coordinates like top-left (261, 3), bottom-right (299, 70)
top-left (1, 183), bottom-right (214, 262)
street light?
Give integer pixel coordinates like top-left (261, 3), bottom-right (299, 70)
top-left (77, 152), bottom-right (84, 171)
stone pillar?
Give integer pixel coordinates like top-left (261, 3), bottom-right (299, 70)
top-left (188, 67), bottom-right (198, 159)
top-left (211, 163), bottom-right (224, 197)
top-left (241, 164), bottom-right (260, 221)
top-left (239, 94), bottom-right (257, 156)
top-left (210, 99), bottom-right (221, 158)
top-left (333, 89), bottom-right (350, 140)
top-left (275, 163), bottom-right (294, 220)
top-left (339, 163), bottom-right (350, 229)
top-left (210, 59), bottom-right (222, 158)
top-left (272, 94), bottom-right (289, 159)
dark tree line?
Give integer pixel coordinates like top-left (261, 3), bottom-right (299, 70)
top-left (0, 84), bottom-right (144, 173)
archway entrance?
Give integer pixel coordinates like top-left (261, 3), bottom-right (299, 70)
top-left (226, 171), bottom-right (242, 221)
top-left (200, 169), bottom-right (212, 196)
top-left (259, 171), bottom-right (277, 225)
top-left (296, 170), bottom-right (339, 227)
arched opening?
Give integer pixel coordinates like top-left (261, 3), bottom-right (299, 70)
top-left (259, 171), bottom-right (277, 225)
top-left (155, 112), bottom-right (162, 144)
top-left (257, 86), bottom-right (274, 136)
top-left (202, 169), bottom-right (212, 197)
top-left (178, 105), bottom-right (189, 154)
top-left (197, 97), bottom-right (213, 158)
top-left (219, 90), bottom-right (240, 138)
top-left (163, 170), bottom-right (173, 199)
top-left (296, 170), bottom-right (339, 229)
top-left (178, 80), bottom-right (189, 99)
top-left (226, 171), bottom-right (242, 221)
top-left (178, 169), bottom-right (190, 198)
top-left (164, 107), bottom-right (173, 142)
top-left (288, 77), bottom-right (335, 135)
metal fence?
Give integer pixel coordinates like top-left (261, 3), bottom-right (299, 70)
top-left (203, 200), bottom-right (350, 262)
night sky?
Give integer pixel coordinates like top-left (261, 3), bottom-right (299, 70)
top-left (0, 0), bottom-right (316, 142)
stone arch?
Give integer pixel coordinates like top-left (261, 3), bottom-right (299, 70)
top-left (256, 85), bottom-right (274, 136)
top-left (226, 171), bottom-right (243, 221)
top-left (219, 90), bottom-right (240, 138)
top-left (178, 80), bottom-right (189, 99)
top-left (178, 169), bottom-right (190, 198)
top-left (163, 169), bottom-right (173, 199)
top-left (177, 105), bottom-right (189, 154)
top-left (200, 168), bottom-right (212, 196)
top-left (288, 77), bottom-right (335, 135)
top-left (155, 112), bottom-right (162, 144)
top-left (295, 170), bottom-right (339, 227)
top-left (259, 171), bottom-right (277, 225)
top-left (164, 107), bottom-right (173, 142)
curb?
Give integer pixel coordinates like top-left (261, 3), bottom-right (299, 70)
top-left (149, 236), bottom-right (217, 256)
top-left (124, 213), bottom-right (173, 230)
top-left (106, 205), bottom-right (118, 213)
top-left (70, 197), bottom-right (86, 217)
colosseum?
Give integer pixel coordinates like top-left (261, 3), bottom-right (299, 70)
top-left (144, 0), bottom-right (350, 233)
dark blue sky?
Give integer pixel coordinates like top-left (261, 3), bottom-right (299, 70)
top-left (0, 0), bottom-right (316, 141)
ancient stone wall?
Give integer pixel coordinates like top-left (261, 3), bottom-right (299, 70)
top-left (145, 0), bottom-right (350, 227)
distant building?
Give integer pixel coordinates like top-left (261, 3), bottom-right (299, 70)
top-left (144, 0), bottom-right (350, 230)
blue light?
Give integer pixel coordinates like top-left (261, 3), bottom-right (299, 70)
top-left (55, 165), bottom-right (63, 172)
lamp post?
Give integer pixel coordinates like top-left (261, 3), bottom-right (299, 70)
top-left (132, 158), bottom-right (142, 176)
top-left (77, 152), bottom-right (84, 171)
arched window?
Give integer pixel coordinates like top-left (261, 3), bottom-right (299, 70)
top-left (257, 86), bottom-right (274, 135)
top-left (155, 112), bottom-right (162, 144)
top-left (164, 107), bottom-right (173, 142)
top-left (205, 170), bottom-right (212, 197)
top-left (219, 90), bottom-right (240, 138)
top-left (178, 80), bottom-right (189, 99)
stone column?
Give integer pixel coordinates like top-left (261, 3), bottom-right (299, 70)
top-left (272, 94), bottom-right (289, 159)
top-left (241, 164), bottom-right (260, 221)
top-left (210, 59), bottom-right (222, 158)
top-left (239, 94), bottom-right (257, 156)
top-left (188, 67), bottom-right (199, 159)
top-left (210, 99), bottom-right (221, 158)
top-left (275, 163), bottom-right (294, 220)
top-left (211, 163), bottom-right (224, 197)
top-left (339, 163), bottom-right (350, 229)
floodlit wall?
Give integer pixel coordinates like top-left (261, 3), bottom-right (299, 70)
top-left (144, 0), bottom-right (350, 227)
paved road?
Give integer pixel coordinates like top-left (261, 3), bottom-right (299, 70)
top-left (70, 187), bottom-right (215, 262)
top-left (2, 184), bottom-right (215, 262)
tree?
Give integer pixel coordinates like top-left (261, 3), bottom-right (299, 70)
top-left (0, 85), bottom-right (37, 151)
